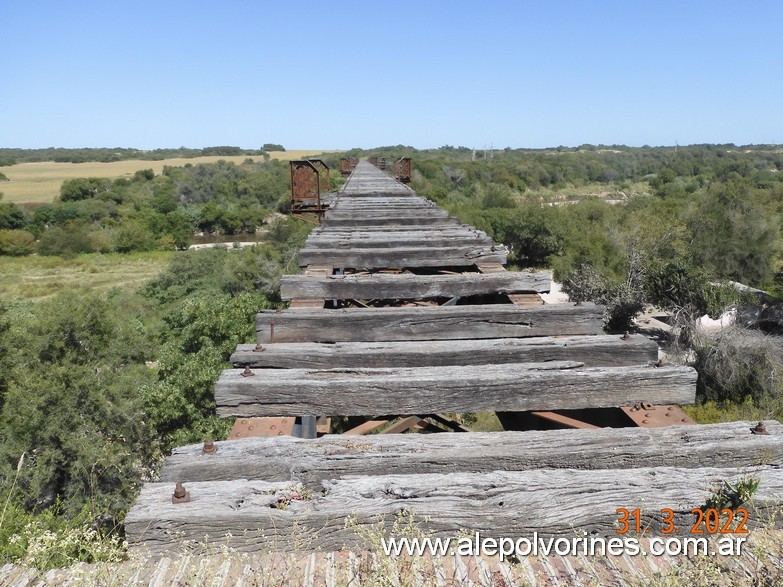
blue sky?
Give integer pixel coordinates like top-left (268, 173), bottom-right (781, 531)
top-left (2, 1), bottom-right (781, 150)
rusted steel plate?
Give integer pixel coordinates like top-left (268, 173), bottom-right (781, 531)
top-left (229, 417), bottom-right (294, 439)
top-left (621, 404), bottom-right (696, 427)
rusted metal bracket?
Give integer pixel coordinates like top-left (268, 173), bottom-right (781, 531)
top-left (290, 160), bottom-right (329, 221)
top-left (339, 157), bottom-right (358, 176)
top-left (393, 157), bottom-right (412, 183)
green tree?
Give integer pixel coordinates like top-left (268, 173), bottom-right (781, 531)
top-left (0, 292), bottom-right (157, 515)
top-left (0, 230), bottom-right (36, 256)
top-left (687, 179), bottom-right (780, 286)
top-left (59, 178), bottom-right (110, 202)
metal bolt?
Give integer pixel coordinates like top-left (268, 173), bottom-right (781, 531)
top-left (241, 366), bottom-right (255, 378)
top-left (202, 439), bottom-right (217, 454)
top-left (621, 331), bottom-right (631, 341)
top-left (642, 419), bottom-right (649, 424)
top-left (253, 344), bottom-right (266, 352)
top-left (172, 482), bottom-right (190, 504)
top-left (751, 422), bottom-right (769, 435)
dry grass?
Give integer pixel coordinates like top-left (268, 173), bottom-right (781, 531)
top-left (0, 151), bottom-right (337, 204)
top-left (0, 251), bottom-right (173, 302)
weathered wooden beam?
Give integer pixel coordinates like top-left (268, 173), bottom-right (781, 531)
top-left (314, 224), bottom-right (473, 233)
top-left (279, 271), bottom-right (550, 301)
top-left (326, 208), bottom-right (449, 218)
top-left (256, 303), bottom-right (604, 343)
top-left (301, 235), bottom-right (495, 250)
top-left (321, 216), bottom-right (459, 227)
top-left (232, 334), bottom-right (656, 369)
top-left (127, 464), bottom-right (783, 554)
top-left (215, 362), bottom-right (697, 417)
top-left (298, 246), bottom-right (508, 269)
top-left (160, 420), bottom-right (783, 485)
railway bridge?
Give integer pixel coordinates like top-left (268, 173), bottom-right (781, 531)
top-left (125, 160), bottom-right (783, 582)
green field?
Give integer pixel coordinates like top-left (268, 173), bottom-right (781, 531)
top-left (0, 151), bottom-right (336, 204)
top-left (0, 251), bottom-right (174, 301)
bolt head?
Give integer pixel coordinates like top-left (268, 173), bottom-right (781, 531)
top-left (172, 482), bottom-right (190, 503)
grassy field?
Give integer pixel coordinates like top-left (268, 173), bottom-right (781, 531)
top-left (0, 251), bottom-right (173, 302)
top-left (0, 151), bottom-right (337, 204)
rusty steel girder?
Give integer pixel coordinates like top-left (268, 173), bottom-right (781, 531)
top-left (308, 159), bottom-right (330, 193)
top-left (394, 157), bottom-right (412, 183)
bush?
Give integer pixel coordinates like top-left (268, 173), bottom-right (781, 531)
top-left (37, 224), bottom-right (95, 257)
top-left (0, 230), bottom-right (35, 256)
top-left (59, 178), bottom-right (110, 202)
top-left (0, 292), bottom-right (158, 516)
top-left (111, 222), bottom-right (156, 253)
top-left (561, 264), bottom-right (644, 332)
top-left (0, 494), bottom-right (126, 569)
top-left (690, 328), bottom-right (783, 404)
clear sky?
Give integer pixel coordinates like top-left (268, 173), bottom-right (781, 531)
top-left (2, 1), bottom-right (781, 150)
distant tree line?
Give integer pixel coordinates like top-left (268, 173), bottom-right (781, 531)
top-left (0, 145), bottom-right (286, 166)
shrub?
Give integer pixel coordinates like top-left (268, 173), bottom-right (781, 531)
top-left (0, 496), bottom-right (126, 569)
top-left (37, 224), bottom-right (94, 257)
top-left (111, 222), bottom-right (156, 253)
top-left (561, 264), bottom-right (644, 332)
top-left (0, 230), bottom-right (35, 256)
top-left (59, 178), bottom-right (110, 202)
top-left (690, 328), bottom-right (783, 404)
top-left (0, 292), bottom-right (159, 518)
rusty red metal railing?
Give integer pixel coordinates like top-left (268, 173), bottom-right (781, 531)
top-left (393, 157), bottom-right (412, 183)
top-left (290, 160), bottom-right (330, 222)
top-left (339, 157), bottom-right (358, 176)
top-left (308, 159), bottom-right (331, 193)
